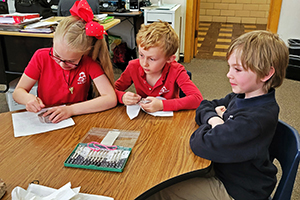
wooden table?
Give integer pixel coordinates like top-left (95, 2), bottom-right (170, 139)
top-left (0, 106), bottom-right (211, 200)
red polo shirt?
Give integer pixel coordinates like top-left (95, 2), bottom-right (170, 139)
top-left (24, 48), bottom-right (104, 106)
top-left (115, 59), bottom-right (203, 111)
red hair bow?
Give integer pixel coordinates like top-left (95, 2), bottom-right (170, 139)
top-left (70, 0), bottom-right (107, 39)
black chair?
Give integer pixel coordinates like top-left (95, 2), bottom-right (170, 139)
top-left (179, 70), bottom-right (192, 98)
top-left (15, 0), bottom-right (55, 19)
top-left (57, 0), bottom-right (99, 16)
top-left (0, 1), bottom-right (8, 14)
top-left (269, 120), bottom-right (300, 200)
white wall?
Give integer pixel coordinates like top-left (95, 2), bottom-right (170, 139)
top-left (277, 0), bottom-right (300, 45)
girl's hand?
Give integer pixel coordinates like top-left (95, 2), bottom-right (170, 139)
top-left (26, 97), bottom-right (45, 113)
top-left (215, 106), bottom-right (226, 118)
top-left (140, 97), bottom-right (163, 113)
top-left (43, 106), bottom-right (74, 123)
top-left (122, 92), bottom-right (141, 105)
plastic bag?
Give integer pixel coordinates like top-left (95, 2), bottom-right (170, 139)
top-left (11, 182), bottom-right (114, 200)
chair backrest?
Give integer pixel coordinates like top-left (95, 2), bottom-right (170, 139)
top-left (57, 0), bottom-right (99, 16)
top-left (15, 0), bottom-right (55, 19)
top-left (269, 120), bottom-right (300, 200)
top-left (179, 70), bottom-right (192, 98)
top-left (0, 1), bottom-right (8, 14)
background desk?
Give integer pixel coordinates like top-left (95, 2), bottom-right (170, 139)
top-left (0, 106), bottom-right (211, 200)
top-left (101, 11), bottom-right (143, 51)
top-left (101, 11), bottom-right (142, 37)
top-left (0, 18), bottom-right (120, 93)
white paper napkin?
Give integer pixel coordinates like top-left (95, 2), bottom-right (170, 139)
top-left (11, 182), bottom-right (114, 200)
top-left (126, 97), bottom-right (173, 120)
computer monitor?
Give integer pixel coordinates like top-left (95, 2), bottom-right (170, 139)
top-left (99, 0), bottom-right (126, 12)
top-left (99, 0), bottom-right (124, 7)
top-left (51, 0), bottom-right (60, 5)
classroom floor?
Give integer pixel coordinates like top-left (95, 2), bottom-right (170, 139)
top-left (195, 22), bottom-right (267, 60)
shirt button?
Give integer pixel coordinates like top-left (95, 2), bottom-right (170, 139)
top-left (149, 88), bottom-right (151, 90)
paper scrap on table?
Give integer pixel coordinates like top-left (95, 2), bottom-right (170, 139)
top-left (126, 96), bottom-right (173, 120)
top-left (11, 182), bottom-right (114, 200)
top-left (12, 107), bottom-right (75, 137)
top-left (101, 130), bottom-right (121, 146)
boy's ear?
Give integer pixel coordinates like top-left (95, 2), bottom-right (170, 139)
top-left (166, 55), bottom-right (176, 63)
top-left (261, 66), bottom-right (275, 82)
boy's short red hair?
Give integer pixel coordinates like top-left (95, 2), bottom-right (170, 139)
top-left (136, 21), bottom-right (179, 58)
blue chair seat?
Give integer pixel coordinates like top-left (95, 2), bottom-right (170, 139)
top-left (269, 120), bottom-right (300, 200)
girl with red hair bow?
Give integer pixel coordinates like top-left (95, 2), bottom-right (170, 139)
top-left (13, 0), bottom-right (117, 123)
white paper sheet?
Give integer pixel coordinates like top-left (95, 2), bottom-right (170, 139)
top-left (12, 108), bottom-right (75, 137)
top-left (126, 97), bottom-right (173, 120)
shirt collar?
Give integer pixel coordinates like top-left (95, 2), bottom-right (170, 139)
top-left (235, 88), bottom-right (276, 108)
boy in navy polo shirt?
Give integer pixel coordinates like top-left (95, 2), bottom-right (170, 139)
top-left (147, 30), bottom-right (289, 200)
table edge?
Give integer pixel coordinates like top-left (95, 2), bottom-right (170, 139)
top-left (135, 163), bottom-right (213, 199)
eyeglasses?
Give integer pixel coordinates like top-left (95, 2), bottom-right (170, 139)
top-left (49, 47), bottom-right (82, 68)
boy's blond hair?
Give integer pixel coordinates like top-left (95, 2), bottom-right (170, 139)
top-left (136, 21), bottom-right (179, 58)
top-left (227, 30), bottom-right (289, 92)
top-left (54, 16), bottom-right (114, 86)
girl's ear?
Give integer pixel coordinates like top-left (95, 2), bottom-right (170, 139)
top-left (261, 66), bottom-right (275, 82)
top-left (166, 55), bottom-right (176, 63)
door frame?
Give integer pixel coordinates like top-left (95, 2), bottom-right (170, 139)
top-left (184, 0), bottom-right (200, 63)
top-left (184, 0), bottom-right (283, 63)
top-left (267, 0), bottom-right (283, 33)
